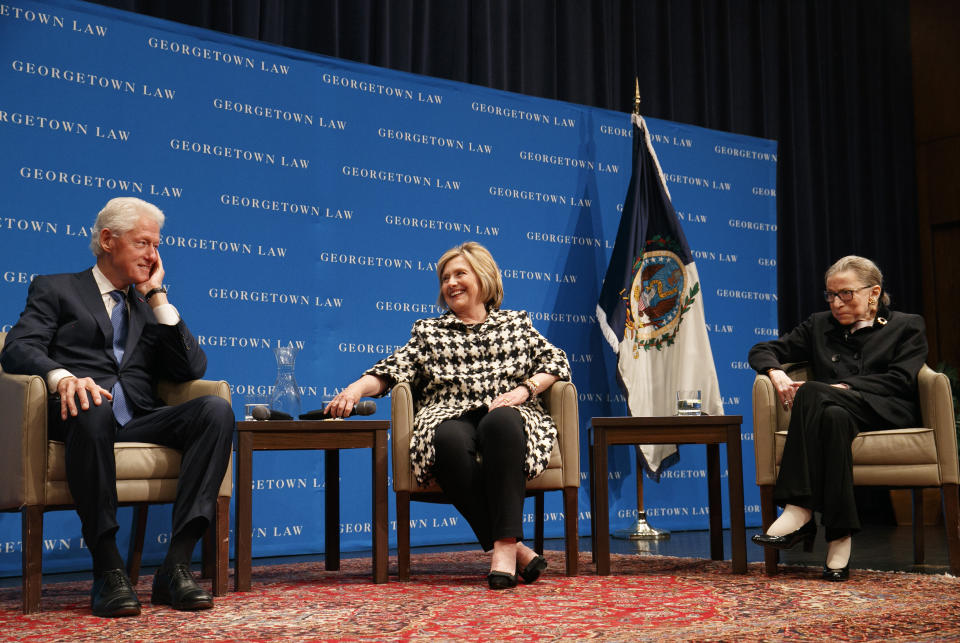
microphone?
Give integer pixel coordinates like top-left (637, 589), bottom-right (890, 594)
top-left (251, 406), bottom-right (293, 421)
top-left (299, 400), bottom-right (377, 420)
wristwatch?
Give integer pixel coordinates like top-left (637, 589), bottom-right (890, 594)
top-left (144, 286), bottom-right (167, 300)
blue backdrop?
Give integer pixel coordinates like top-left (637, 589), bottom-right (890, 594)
top-left (0, 0), bottom-right (777, 576)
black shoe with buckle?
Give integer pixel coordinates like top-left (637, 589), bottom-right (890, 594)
top-left (822, 563), bottom-right (850, 582)
top-left (91, 569), bottom-right (141, 618)
top-left (151, 563), bottom-right (213, 610)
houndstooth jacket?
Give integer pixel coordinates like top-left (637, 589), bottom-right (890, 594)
top-left (365, 308), bottom-right (571, 485)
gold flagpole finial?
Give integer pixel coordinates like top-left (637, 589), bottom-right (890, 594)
top-left (633, 78), bottom-right (641, 116)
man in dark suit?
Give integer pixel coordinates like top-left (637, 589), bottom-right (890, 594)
top-left (0, 197), bottom-right (234, 617)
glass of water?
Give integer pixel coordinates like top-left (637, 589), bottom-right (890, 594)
top-left (243, 393), bottom-right (270, 421)
top-left (676, 389), bottom-right (702, 416)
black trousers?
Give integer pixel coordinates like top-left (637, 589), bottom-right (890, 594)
top-left (49, 394), bottom-right (235, 549)
top-left (432, 407), bottom-right (527, 552)
top-left (774, 381), bottom-right (894, 541)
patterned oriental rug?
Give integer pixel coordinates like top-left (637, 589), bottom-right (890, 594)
top-left (1, 550), bottom-right (958, 642)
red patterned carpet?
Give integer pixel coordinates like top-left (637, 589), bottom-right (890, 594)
top-left (1, 550), bottom-right (959, 641)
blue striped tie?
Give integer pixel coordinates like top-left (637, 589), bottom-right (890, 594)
top-left (109, 290), bottom-right (132, 426)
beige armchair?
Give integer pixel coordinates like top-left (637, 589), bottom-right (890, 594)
top-left (392, 380), bottom-right (581, 579)
top-left (0, 332), bottom-right (233, 613)
top-left (753, 363), bottom-right (960, 575)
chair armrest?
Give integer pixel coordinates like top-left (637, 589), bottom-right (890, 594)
top-left (156, 379), bottom-right (231, 406)
top-left (390, 382), bottom-right (416, 492)
top-left (752, 373), bottom-right (779, 486)
top-left (918, 364), bottom-right (959, 485)
top-left (543, 381), bottom-right (581, 488)
top-left (752, 363), bottom-right (809, 486)
top-left (0, 371), bottom-right (49, 509)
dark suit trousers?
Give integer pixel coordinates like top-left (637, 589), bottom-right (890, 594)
top-left (48, 395), bottom-right (235, 549)
top-left (774, 381), bottom-right (893, 541)
top-left (432, 407), bottom-right (527, 551)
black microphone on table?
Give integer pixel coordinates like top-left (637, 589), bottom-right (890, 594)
top-left (299, 400), bottom-right (377, 420)
top-left (250, 406), bottom-right (292, 421)
top-left (251, 400), bottom-right (377, 421)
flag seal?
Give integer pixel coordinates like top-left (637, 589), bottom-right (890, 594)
top-left (624, 239), bottom-right (700, 355)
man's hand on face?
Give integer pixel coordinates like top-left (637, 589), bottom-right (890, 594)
top-left (135, 250), bottom-right (165, 296)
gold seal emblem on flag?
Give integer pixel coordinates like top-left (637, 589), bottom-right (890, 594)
top-left (623, 247), bottom-right (700, 356)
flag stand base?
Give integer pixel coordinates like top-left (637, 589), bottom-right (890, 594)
top-left (614, 511), bottom-right (671, 540)
top-left (614, 447), bottom-right (671, 540)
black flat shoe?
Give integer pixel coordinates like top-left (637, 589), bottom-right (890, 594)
top-left (822, 563), bottom-right (850, 582)
top-left (487, 570), bottom-right (519, 590)
top-left (516, 555), bottom-right (548, 584)
top-left (91, 569), bottom-right (141, 618)
top-left (751, 520), bottom-right (817, 552)
top-left (152, 563), bottom-right (214, 610)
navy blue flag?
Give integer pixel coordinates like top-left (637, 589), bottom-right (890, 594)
top-left (597, 114), bottom-right (724, 476)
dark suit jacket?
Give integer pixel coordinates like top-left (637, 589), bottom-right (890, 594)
top-left (747, 306), bottom-right (928, 428)
top-left (0, 269), bottom-right (207, 417)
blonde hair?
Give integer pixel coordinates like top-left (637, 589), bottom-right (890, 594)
top-left (825, 255), bottom-right (890, 306)
top-left (435, 242), bottom-right (504, 310)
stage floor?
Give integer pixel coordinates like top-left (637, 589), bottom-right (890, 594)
top-left (363, 522), bottom-right (952, 576)
top-left (0, 523), bottom-right (951, 587)
top-left (597, 523), bottom-right (951, 574)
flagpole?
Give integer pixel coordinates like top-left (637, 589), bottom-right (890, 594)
top-left (613, 78), bottom-right (670, 542)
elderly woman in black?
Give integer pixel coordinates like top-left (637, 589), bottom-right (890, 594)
top-left (325, 242), bottom-right (571, 589)
top-left (748, 255), bottom-right (927, 581)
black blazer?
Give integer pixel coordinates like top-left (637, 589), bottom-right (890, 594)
top-left (0, 269), bottom-right (207, 417)
top-left (748, 307), bottom-right (928, 428)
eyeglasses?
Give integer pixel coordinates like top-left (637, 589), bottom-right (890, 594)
top-left (823, 286), bottom-right (872, 303)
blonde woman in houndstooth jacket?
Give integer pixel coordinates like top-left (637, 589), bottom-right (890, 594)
top-left (325, 242), bottom-right (571, 590)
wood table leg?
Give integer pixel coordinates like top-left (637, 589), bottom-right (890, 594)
top-left (325, 449), bottom-right (340, 571)
top-left (371, 430), bottom-right (388, 583)
top-left (592, 427), bottom-right (611, 575)
top-left (726, 426), bottom-right (747, 574)
top-left (212, 495), bottom-right (230, 595)
top-left (706, 443), bottom-right (723, 561)
top-left (235, 432), bottom-right (253, 592)
top-left (589, 434), bottom-right (596, 564)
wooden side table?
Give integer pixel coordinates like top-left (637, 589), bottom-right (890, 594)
top-left (590, 415), bottom-right (746, 574)
top-left (234, 419), bottom-right (389, 591)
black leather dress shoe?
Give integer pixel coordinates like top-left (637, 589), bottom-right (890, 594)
top-left (151, 563), bottom-right (213, 610)
top-left (822, 563), bottom-right (850, 582)
top-left (516, 555), bottom-right (548, 584)
top-left (91, 569), bottom-right (141, 618)
top-left (751, 520), bottom-right (817, 552)
top-left (487, 570), bottom-right (519, 590)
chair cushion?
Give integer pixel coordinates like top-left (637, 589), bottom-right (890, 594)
top-left (774, 427), bottom-right (938, 466)
top-left (775, 427), bottom-right (942, 486)
top-left (547, 440), bottom-right (561, 470)
top-left (47, 440), bottom-right (182, 481)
